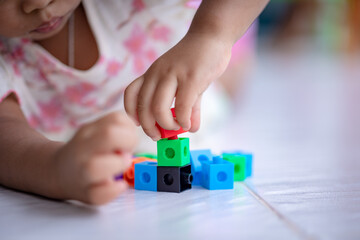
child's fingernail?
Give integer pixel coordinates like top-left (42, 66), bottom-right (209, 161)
top-left (152, 136), bottom-right (161, 141)
top-left (183, 125), bottom-right (190, 131)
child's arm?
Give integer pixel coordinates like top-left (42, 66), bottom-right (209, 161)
top-left (0, 94), bottom-right (137, 205)
top-left (124, 0), bottom-right (269, 141)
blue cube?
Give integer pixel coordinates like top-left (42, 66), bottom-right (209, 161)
top-left (201, 156), bottom-right (234, 190)
top-left (243, 153), bottom-right (253, 178)
top-left (190, 149), bottom-right (213, 185)
top-left (134, 161), bottom-right (157, 191)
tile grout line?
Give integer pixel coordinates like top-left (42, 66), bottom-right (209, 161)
top-left (241, 182), bottom-right (318, 240)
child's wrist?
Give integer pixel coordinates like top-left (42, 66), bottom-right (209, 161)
top-left (184, 30), bottom-right (233, 51)
top-left (46, 141), bottom-right (70, 200)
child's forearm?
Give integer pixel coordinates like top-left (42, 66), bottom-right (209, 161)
top-left (188, 0), bottom-right (269, 46)
top-left (0, 99), bottom-right (65, 199)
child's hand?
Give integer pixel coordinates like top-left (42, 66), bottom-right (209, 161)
top-left (53, 112), bottom-right (137, 205)
top-left (124, 33), bottom-right (232, 140)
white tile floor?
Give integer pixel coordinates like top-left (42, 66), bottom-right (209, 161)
top-left (1, 47), bottom-right (359, 240)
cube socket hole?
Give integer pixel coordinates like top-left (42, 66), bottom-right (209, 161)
top-left (165, 148), bottom-right (175, 159)
top-left (182, 172), bottom-right (193, 184)
top-left (141, 172), bottom-right (151, 183)
top-left (163, 174), bottom-right (174, 185)
top-left (217, 171), bottom-right (227, 182)
top-left (198, 154), bottom-right (209, 162)
top-left (234, 164), bottom-right (240, 173)
top-left (183, 146), bottom-right (188, 157)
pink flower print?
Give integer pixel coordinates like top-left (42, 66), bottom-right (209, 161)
top-left (11, 46), bottom-right (25, 61)
top-left (134, 57), bottom-right (145, 74)
top-left (39, 98), bottom-right (63, 120)
top-left (98, 56), bottom-right (105, 64)
top-left (37, 54), bottom-right (56, 70)
top-left (69, 118), bottom-right (79, 128)
top-left (65, 82), bottom-right (96, 104)
top-left (124, 24), bottom-right (158, 74)
top-left (37, 98), bottom-right (64, 132)
top-left (28, 115), bottom-right (41, 129)
top-left (151, 25), bottom-right (171, 42)
top-left (106, 59), bottom-right (123, 77)
top-left (145, 49), bottom-right (157, 62)
top-left (124, 24), bottom-right (147, 55)
top-left (20, 38), bottom-right (31, 45)
top-left (132, 0), bottom-right (145, 12)
top-left (11, 62), bottom-right (21, 77)
top-left (36, 70), bottom-right (49, 84)
top-left (186, 0), bottom-right (201, 8)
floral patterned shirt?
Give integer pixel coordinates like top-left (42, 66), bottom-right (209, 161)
top-left (0, 0), bottom-right (197, 141)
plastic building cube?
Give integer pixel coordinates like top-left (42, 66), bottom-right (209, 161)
top-left (157, 138), bottom-right (190, 167)
top-left (156, 108), bottom-right (187, 139)
top-left (157, 164), bottom-right (192, 193)
top-left (124, 157), bottom-right (157, 187)
top-left (134, 152), bottom-right (157, 160)
top-left (222, 153), bottom-right (246, 181)
top-left (222, 151), bottom-right (253, 180)
top-left (201, 156), bottom-right (234, 190)
top-left (243, 153), bottom-right (253, 178)
top-left (190, 149), bottom-right (213, 185)
top-left (134, 161), bottom-right (158, 191)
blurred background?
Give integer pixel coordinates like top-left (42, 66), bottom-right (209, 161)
top-left (258, 0), bottom-right (360, 53)
top-left (219, 0), bottom-right (360, 99)
top-left (192, 0), bottom-right (360, 152)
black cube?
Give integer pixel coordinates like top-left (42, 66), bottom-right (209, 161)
top-left (157, 164), bottom-right (192, 193)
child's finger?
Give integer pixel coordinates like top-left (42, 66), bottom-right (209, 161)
top-left (100, 127), bottom-right (137, 153)
top-left (137, 78), bottom-right (161, 141)
top-left (82, 154), bottom-right (132, 184)
top-left (124, 77), bottom-right (144, 126)
top-left (77, 122), bottom-right (137, 156)
top-left (94, 111), bottom-right (135, 129)
top-left (174, 83), bottom-right (199, 131)
top-left (189, 95), bottom-right (202, 133)
top-left (151, 77), bottom-right (180, 130)
top-left (84, 180), bottom-right (128, 205)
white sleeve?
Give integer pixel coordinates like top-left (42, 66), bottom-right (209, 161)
top-left (0, 56), bottom-right (21, 104)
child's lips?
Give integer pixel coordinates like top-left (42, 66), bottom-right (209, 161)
top-left (33, 17), bottom-right (63, 34)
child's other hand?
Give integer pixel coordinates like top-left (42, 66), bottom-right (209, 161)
top-left (124, 33), bottom-right (232, 140)
top-left (53, 112), bottom-right (137, 205)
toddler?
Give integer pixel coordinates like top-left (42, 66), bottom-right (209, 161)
top-left (0, 0), bottom-right (268, 205)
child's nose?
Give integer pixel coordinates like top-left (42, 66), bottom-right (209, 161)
top-left (22, 0), bottom-right (54, 14)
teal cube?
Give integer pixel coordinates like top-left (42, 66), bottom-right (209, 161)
top-left (157, 138), bottom-right (190, 167)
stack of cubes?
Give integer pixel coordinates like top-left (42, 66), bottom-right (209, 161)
top-left (156, 136), bottom-right (192, 192)
top-left (134, 108), bottom-right (192, 193)
top-left (190, 150), bottom-right (253, 190)
top-left (133, 108), bottom-right (253, 192)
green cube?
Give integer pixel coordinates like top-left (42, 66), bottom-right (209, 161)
top-left (222, 154), bottom-right (246, 181)
top-left (134, 152), bottom-right (157, 160)
top-left (157, 138), bottom-right (190, 167)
